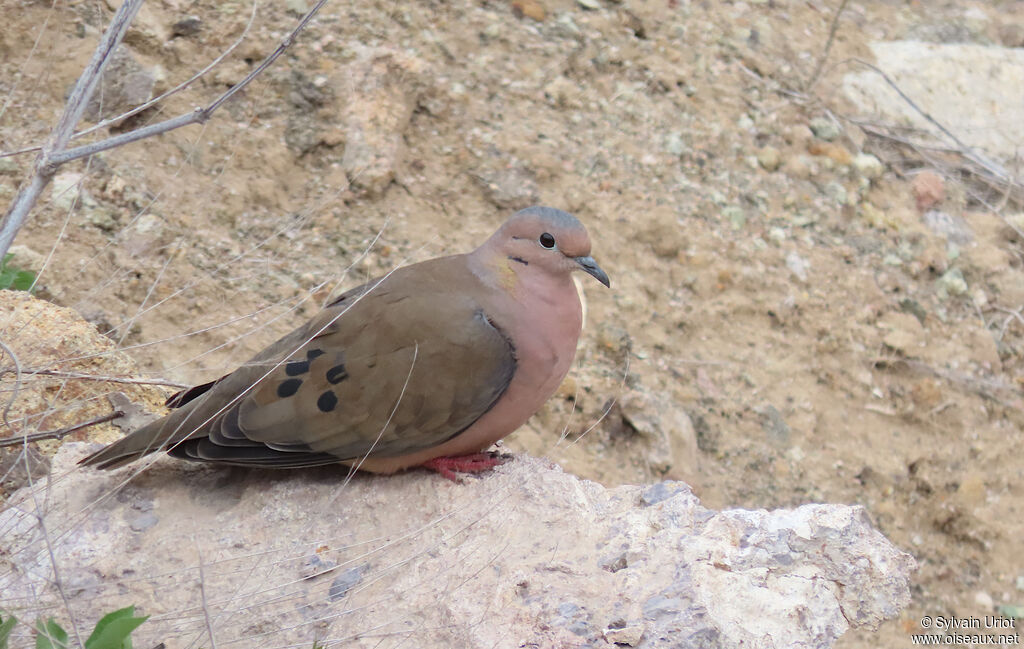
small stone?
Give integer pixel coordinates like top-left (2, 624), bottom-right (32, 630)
top-left (975, 591), bottom-right (995, 610)
top-left (0, 159), bottom-right (20, 175)
top-left (809, 117), bottom-right (841, 141)
top-left (880, 311), bottom-right (924, 353)
top-left (129, 513), bottom-right (158, 532)
top-left (783, 155), bottom-right (811, 180)
top-left (723, 205), bottom-right (746, 229)
top-left (597, 323), bottom-right (632, 356)
top-left (664, 131), bottom-right (686, 156)
top-left (910, 379), bottom-right (942, 409)
top-left (757, 146), bottom-right (781, 171)
top-left (759, 405), bottom-right (791, 447)
top-left (301, 554), bottom-right (338, 579)
top-left (6, 245), bottom-right (45, 273)
top-left (476, 166), bottom-right (540, 210)
top-left (808, 141), bottom-right (852, 166)
top-left (285, 0), bottom-right (308, 15)
top-left (51, 172), bottom-right (86, 210)
top-left (512, 0), bottom-right (546, 21)
top-left (785, 251), bottom-right (809, 281)
top-left (923, 210), bottom-right (973, 245)
top-left (171, 15), bottom-right (201, 37)
top-left (1015, 575), bottom-right (1024, 592)
top-left (936, 267), bottom-right (968, 298)
top-left (824, 181), bottom-right (848, 206)
top-left (912, 171), bottom-right (945, 211)
top-left (80, 45), bottom-right (155, 123)
top-left (603, 624), bottom-right (644, 646)
top-left (329, 565), bottom-right (365, 601)
top-left (853, 153), bottom-right (884, 179)
top-left (577, 0), bottom-right (601, 9)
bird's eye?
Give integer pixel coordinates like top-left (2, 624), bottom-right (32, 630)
top-left (539, 232), bottom-right (556, 249)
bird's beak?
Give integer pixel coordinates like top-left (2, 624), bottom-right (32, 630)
top-left (574, 256), bottom-right (610, 288)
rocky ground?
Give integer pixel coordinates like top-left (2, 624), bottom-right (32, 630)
top-left (2, 0), bottom-right (1023, 646)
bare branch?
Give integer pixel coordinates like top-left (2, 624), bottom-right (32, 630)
top-left (0, 411), bottom-right (124, 448)
top-left (0, 0), bottom-right (332, 259)
top-left (0, 0), bottom-right (144, 259)
top-left (804, 0), bottom-right (851, 91)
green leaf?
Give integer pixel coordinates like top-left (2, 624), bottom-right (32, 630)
top-left (0, 612), bottom-right (18, 649)
top-left (85, 606), bottom-right (148, 649)
top-left (12, 270), bottom-right (36, 292)
top-left (34, 618), bottom-right (68, 649)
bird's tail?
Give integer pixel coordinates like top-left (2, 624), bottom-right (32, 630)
top-left (78, 409), bottom-right (198, 470)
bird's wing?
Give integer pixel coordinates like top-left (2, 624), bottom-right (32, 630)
top-left (167, 262), bottom-right (517, 467)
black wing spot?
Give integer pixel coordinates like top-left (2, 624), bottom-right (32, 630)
top-left (277, 378), bottom-right (303, 398)
top-left (317, 390), bottom-right (338, 413)
top-left (286, 360), bottom-right (310, 376)
top-left (307, 349), bottom-right (326, 360)
top-left (326, 364), bottom-right (349, 384)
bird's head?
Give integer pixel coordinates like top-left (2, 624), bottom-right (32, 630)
top-left (480, 206), bottom-right (610, 289)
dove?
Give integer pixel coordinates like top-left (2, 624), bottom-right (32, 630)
top-left (80, 206), bottom-right (610, 480)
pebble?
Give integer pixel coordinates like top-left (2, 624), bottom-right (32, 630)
top-left (603, 624), bottom-right (645, 646)
top-left (329, 566), bottom-right (365, 601)
top-left (512, 0), bottom-right (545, 20)
top-left (809, 117), bottom-right (841, 141)
top-left (171, 15), bottom-right (201, 37)
top-left (785, 252), bottom-right (810, 281)
top-left (912, 171), bottom-right (945, 211)
top-left (937, 267), bottom-right (968, 298)
top-left (853, 153), bottom-right (884, 179)
top-left (975, 591), bottom-right (995, 610)
top-left (923, 210), bottom-right (974, 245)
top-left (824, 181), bottom-right (848, 206)
top-left (577, 0), bottom-right (602, 9)
top-left (757, 146), bottom-right (781, 171)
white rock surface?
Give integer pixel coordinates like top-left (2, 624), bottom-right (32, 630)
top-left (0, 444), bottom-right (914, 649)
top-left (843, 41), bottom-right (1024, 165)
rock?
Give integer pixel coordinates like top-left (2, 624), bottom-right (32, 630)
top-left (511, 0), bottom-right (545, 21)
top-left (603, 623), bottom-right (644, 645)
top-left (975, 591), bottom-right (995, 610)
top-left (0, 446), bottom-right (49, 498)
top-left (853, 153), bottom-right (884, 179)
top-left (785, 251), bottom-right (810, 281)
top-left (757, 145), bottom-right (781, 171)
top-left (577, 0), bottom-right (602, 9)
top-left (923, 210), bottom-right (974, 244)
top-left (170, 15), bottom-right (201, 38)
top-left (759, 404), bottom-right (791, 447)
top-left (81, 45), bottom-right (155, 123)
top-left (937, 267), bottom-right (968, 298)
top-left (5, 244), bottom-right (45, 273)
top-left (879, 311), bottom-right (925, 354)
top-left (0, 292), bottom-right (169, 460)
top-left (475, 165), bottom-right (540, 211)
top-left (620, 390), bottom-right (699, 477)
top-left (808, 141), bottom-right (852, 166)
top-left (1, 443), bottom-right (915, 649)
top-left (843, 42), bottom-right (1024, 165)
top-left (809, 116), bottom-right (841, 141)
top-left (912, 171), bottom-right (946, 211)
top-left (286, 0), bottom-right (308, 15)
top-left (337, 47), bottom-right (427, 195)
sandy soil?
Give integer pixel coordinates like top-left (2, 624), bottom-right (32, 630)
top-left (2, 0), bottom-right (1024, 646)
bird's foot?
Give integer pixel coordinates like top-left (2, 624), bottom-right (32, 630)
top-left (420, 452), bottom-right (509, 482)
